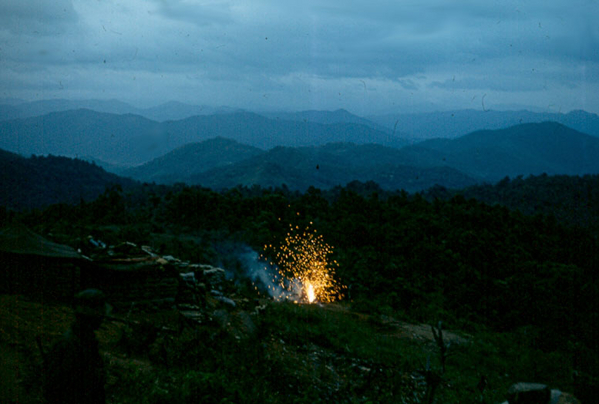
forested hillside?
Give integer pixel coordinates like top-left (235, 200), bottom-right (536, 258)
top-left (0, 152), bottom-right (136, 209)
top-left (123, 138), bottom-right (264, 184)
top-left (185, 143), bottom-right (479, 192)
top-left (460, 175), bottom-right (599, 234)
top-left (396, 122), bottom-right (599, 181)
top-left (430, 174), bottom-right (599, 235)
top-left (2, 145), bottom-right (598, 402)
top-left (5, 180), bottom-right (596, 402)
top-left (122, 121), bottom-right (599, 192)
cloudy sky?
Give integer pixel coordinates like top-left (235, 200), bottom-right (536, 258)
top-left (1, 0), bottom-right (597, 115)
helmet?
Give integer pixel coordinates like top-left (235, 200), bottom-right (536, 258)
top-left (73, 289), bottom-right (111, 317)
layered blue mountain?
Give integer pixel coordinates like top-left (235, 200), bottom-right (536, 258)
top-left (184, 142), bottom-right (479, 192)
top-left (119, 136), bottom-right (477, 192)
top-left (0, 109), bottom-right (406, 166)
top-left (0, 99), bottom-right (239, 122)
top-left (123, 122), bottom-right (599, 191)
top-left (2, 102), bottom-right (598, 198)
top-left (168, 112), bottom-right (406, 150)
top-left (123, 137), bottom-right (264, 184)
top-left (369, 109), bottom-right (599, 140)
top-left (395, 122), bottom-right (599, 181)
top-left (0, 109), bottom-right (160, 166)
top-left (261, 109), bottom-right (391, 134)
top-left (4, 99), bottom-right (599, 141)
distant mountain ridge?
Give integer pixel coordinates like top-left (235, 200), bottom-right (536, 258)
top-left (0, 109), bottom-right (161, 166)
top-left (395, 122), bottom-right (599, 181)
top-left (119, 136), bottom-right (479, 192)
top-left (185, 142), bottom-right (479, 192)
top-left (368, 109), bottom-right (599, 140)
top-left (0, 109), bottom-right (406, 166)
top-left (3, 120), bottom-right (599, 208)
top-left (261, 109), bottom-right (392, 134)
top-left (4, 98), bottom-right (599, 140)
top-left (122, 122), bottom-right (599, 191)
top-left (123, 137), bottom-right (264, 184)
top-left (0, 99), bottom-right (240, 122)
top-left (2, 99), bottom-right (598, 198)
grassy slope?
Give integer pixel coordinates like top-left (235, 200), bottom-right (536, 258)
top-left (0, 294), bottom-right (576, 404)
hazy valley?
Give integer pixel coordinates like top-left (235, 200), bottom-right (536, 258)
top-left (2, 102), bottom-right (599, 196)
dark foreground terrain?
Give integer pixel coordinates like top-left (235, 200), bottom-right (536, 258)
top-left (0, 291), bottom-right (584, 404)
top-left (1, 177), bottom-right (597, 403)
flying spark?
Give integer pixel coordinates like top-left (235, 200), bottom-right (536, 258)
top-left (261, 222), bottom-right (345, 304)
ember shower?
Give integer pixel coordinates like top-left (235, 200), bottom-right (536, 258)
top-left (261, 222), bottom-right (345, 304)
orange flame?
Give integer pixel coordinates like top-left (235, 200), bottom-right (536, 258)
top-left (306, 283), bottom-right (316, 303)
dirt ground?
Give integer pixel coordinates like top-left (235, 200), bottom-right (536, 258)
top-left (322, 302), bottom-right (470, 345)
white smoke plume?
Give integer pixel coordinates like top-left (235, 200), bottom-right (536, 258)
top-left (239, 248), bottom-right (306, 302)
top-left (214, 242), bottom-right (301, 301)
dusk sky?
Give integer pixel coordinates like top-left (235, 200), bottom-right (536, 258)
top-left (1, 0), bottom-right (597, 115)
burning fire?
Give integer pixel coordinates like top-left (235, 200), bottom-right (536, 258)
top-left (261, 222), bottom-right (344, 304)
top-left (306, 283), bottom-right (316, 303)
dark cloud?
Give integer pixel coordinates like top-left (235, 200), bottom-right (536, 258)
top-left (430, 76), bottom-right (546, 92)
top-left (0, 0), bottom-right (597, 114)
top-left (0, 0), bottom-right (78, 35)
top-left (397, 79), bottom-right (419, 91)
top-left (153, 0), bottom-right (234, 26)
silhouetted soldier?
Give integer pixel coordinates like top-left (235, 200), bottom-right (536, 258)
top-left (43, 289), bottom-right (110, 404)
